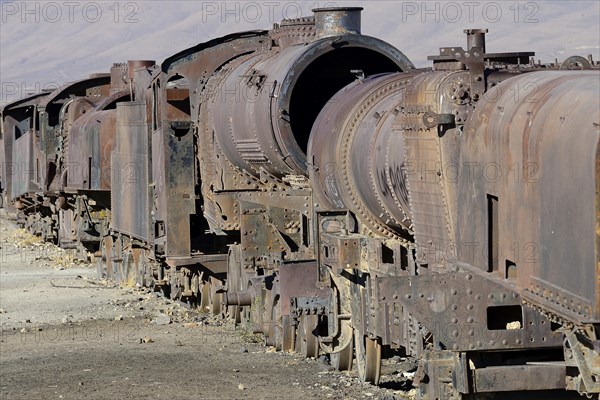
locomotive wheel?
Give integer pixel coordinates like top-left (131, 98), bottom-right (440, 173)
top-left (209, 277), bottom-right (222, 316)
top-left (240, 307), bottom-right (251, 326)
top-left (266, 295), bottom-right (283, 350)
top-left (136, 254), bottom-right (145, 287)
top-left (266, 321), bottom-right (283, 350)
top-left (189, 273), bottom-right (200, 308)
top-left (122, 247), bottom-right (142, 287)
top-left (136, 250), bottom-right (150, 288)
top-left (96, 257), bottom-right (104, 279)
top-left (200, 281), bottom-right (210, 311)
top-left (330, 335), bottom-right (354, 371)
top-left (354, 329), bottom-right (381, 384)
top-left (295, 315), bottom-right (319, 358)
top-left (169, 269), bottom-right (182, 301)
top-left (122, 251), bottom-right (135, 287)
top-left (227, 305), bottom-right (242, 324)
top-left (114, 237), bottom-right (124, 285)
top-left (99, 236), bottom-right (114, 280)
top-left (130, 248), bottom-right (141, 286)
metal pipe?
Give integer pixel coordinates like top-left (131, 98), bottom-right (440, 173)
top-left (226, 290), bottom-right (254, 307)
top-left (312, 7), bottom-right (363, 38)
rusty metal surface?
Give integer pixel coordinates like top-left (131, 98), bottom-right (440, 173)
top-left (161, 31), bottom-right (268, 74)
top-left (395, 71), bottom-right (460, 272)
top-left (320, 232), bottom-right (362, 273)
top-left (64, 90), bottom-right (128, 192)
top-left (312, 7), bottom-right (363, 38)
top-left (1, 93), bottom-right (49, 203)
top-left (161, 121), bottom-right (194, 256)
top-left (271, 17), bottom-right (316, 48)
top-left (38, 76), bottom-right (111, 110)
top-left (212, 33), bottom-right (413, 178)
top-left (7, 7), bottom-right (600, 399)
top-left (305, 26), bottom-right (599, 397)
top-left (10, 129), bottom-right (37, 199)
top-left (378, 270), bottom-right (563, 351)
top-left (472, 364), bottom-right (566, 392)
top-left (150, 33), bottom-right (270, 258)
top-left (148, 76), bottom-right (194, 257)
top-left (458, 70), bottom-right (600, 324)
top-left (36, 75), bottom-right (113, 196)
top-left (309, 72), bottom-right (420, 239)
top-left (67, 109), bottom-right (117, 191)
top-left (279, 261), bottom-right (327, 316)
top-left (165, 254), bottom-right (228, 272)
top-left (111, 101), bottom-right (150, 241)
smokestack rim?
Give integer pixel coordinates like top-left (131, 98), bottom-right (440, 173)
top-left (311, 6), bottom-right (364, 13)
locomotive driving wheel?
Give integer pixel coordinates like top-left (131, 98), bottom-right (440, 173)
top-left (122, 250), bottom-right (135, 287)
top-left (227, 305), bottom-right (242, 324)
top-left (225, 245), bottom-right (242, 323)
top-left (136, 249), bottom-right (153, 288)
top-left (209, 276), bottom-right (223, 316)
top-left (295, 314), bottom-right (319, 358)
top-left (263, 293), bottom-right (284, 350)
top-left (330, 335), bottom-right (354, 371)
top-left (200, 280), bottom-right (210, 311)
top-left (99, 236), bottom-right (114, 280)
top-left (97, 236), bottom-right (112, 279)
top-left (354, 328), bottom-right (381, 384)
top-left (113, 237), bottom-right (124, 285)
top-left (169, 268), bottom-right (183, 301)
top-left (200, 276), bottom-right (223, 316)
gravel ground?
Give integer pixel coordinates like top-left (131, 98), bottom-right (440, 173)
top-left (0, 217), bottom-right (415, 400)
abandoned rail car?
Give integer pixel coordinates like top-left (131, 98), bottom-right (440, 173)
top-left (2, 7), bottom-right (599, 400)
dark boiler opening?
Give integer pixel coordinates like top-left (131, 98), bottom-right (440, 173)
top-left (289, 48), bottom-right (401, 154)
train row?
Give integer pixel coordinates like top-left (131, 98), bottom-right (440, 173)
top-left (1, 7), bottom-right (599, 399)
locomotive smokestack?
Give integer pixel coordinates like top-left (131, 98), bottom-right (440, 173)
top-left (109, 61), bottom-right (155, 97)
top-left (127, 60), bottom-right (155, 80)
top-left (312, 7), bottom-right (363, 38)
top-left (464, 29), bottom-right (488, 53)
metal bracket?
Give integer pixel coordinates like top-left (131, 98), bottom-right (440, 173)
top-left (422, 111), bottom-right (455, 129)
top-left (290, 296), bottom-right (330, 317)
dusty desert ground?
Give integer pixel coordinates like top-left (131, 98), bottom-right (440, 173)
top-left (0, 217), bottom-right (415, 400)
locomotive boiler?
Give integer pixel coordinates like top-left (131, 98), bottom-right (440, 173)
top-left (1, 7), bottom-right (599, 400)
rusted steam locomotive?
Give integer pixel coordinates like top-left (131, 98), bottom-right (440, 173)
top-left (1, 7), bottom-right (599, 399)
